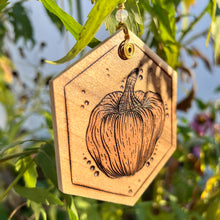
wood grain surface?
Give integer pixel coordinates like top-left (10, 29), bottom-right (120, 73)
top-left (50, 29), bottom-right (177, 206)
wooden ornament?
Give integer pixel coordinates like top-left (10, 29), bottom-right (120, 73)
top-left (50, 29), bottom-right (177, 206)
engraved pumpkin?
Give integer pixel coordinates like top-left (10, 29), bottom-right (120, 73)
top-left (86, 68), bottom-right (165, 178)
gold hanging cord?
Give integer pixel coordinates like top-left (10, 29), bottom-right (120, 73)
top-left (116, 1), bottom-right (135, 59)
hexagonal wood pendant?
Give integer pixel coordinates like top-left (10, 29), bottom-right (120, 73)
top-left (49, 30), bottom-right (177, 206)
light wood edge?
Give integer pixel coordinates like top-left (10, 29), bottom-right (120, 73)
top-left (171, 67), bottom-right (177, 150)
top-left (49, 82), bottom-right (63, 189)
top-left (130, 147), bottom-right (176, 206)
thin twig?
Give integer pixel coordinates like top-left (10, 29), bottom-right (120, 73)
top-left (8, 202), bottom-right (27, 220)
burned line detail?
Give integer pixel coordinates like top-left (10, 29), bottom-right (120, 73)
top-left (86, 68), bottom-right (165, 178)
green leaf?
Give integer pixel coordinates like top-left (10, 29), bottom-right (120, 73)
top-left (126, 0), bottom-right (144, 35)
top-left (0, 203), bottom-right (8, 220)
top-left (171, 202), bottom-right (190, 220)
top-left (43, 0), bottom-right (124, 64)
top-left (135, 202), bottom-right (154, 219)
top-left (105, 0), bottom-right (144, 36)
top-left (64, 195), bottom-right (79, 220)
top-left (7, 2), bottom-right (35, 45)
top-left (204, 197), bottom-right (220, 220)
top-left (195, 98), bottom-right (208, 110)
top-left (40, 0), bottom-right (81, 40)
top-left (0, 149), bottom-right (38, 164)
top-left (14, 185), bottom-right (64, 206)
top-left (42, 111), bottom-right (54, 138)
top-left (104, 11), bottom-right (118, 35)
top-left (212, 3), bottom-right (220, 64)
top-left (206, 0), bottom-right (215, 47)
top-left (0, 159), bottom-right (33, 201)
top-left (214, 85), bottom-right (220, 93)
top-left (0, 0), bottom-right (9, 12)
top-left (15, 156), bottom-right (38, 188)
top-left (28, 201), bottom-right (47, 220)
top-left (40, 0), bottom-right (100, 52)
top-left (141, 0), bottom-right (179, 67)
top-left (35, 143), bottom-right (57, 186)
top-left (0, 139), bottom-right (47, 157)
top-left (189, 211), bottom-right (204, 220)
top-left (7, 117), bottom-right (27, 143)
top-left (42, 111), bottom-right (53, 129)
top-left (45, 8), bottom-right (64, 33)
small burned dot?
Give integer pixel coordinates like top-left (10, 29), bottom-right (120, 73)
top-left (90, 165), bottom-right (95, 171)
top-left (107, 73), bottom-right (110, 77)
top-left (80, 105), bottom-right (85, 109)
top-left (87, 160), bottom-right (91, 165)
top-left (166, 113), bottom-right (169, 118)
top-left (154, 153), bottom-right (156, 156)
top-left (139, 75), bottom-right (143, 80)
top-left (128, 189), bottom-right (132, 193)
top-left (166, 107), bottom-right (168, 111)
top-left (149, 67), bottom-right (153, 72)
top-left (82, 90), bottom-right (86, 94)
top-left (138, 179), bottom-right (141, 182)
top-left (146, 162), bottom-right (150, 167)
top-left (120, 85), bottom-right (124, 89)
top-left (85, 100), bottom-right (89, 105)
top-left (106, 68), bottom-right (109, 72)
top-left (83, 157), bottom-right (87, 160)
top-left (94, 171), bottom-right (99, 176)
top-left (140, 68), bottom-right (143, 73)
top-left (151, 157), bottom-right (154, 161)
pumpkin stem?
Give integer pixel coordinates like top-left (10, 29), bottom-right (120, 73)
top-left (119, 68), bottom-right (140, 112)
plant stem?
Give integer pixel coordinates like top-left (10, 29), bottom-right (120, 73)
top-left (206, 0), bottom-right (216, 46)
top-left (0, 139), bottom-right (48, 155)
top-left (119, 68), bottom-right (140, 112)
top-left (0, 149), bottom-right (38, 163)
top-left (179, 3), bottom-right (210, 42)
top-left (0, 159), bottom-right (34, 201)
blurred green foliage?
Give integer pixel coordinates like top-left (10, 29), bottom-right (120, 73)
top-left (0, 0), bottom-right (220, 219)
